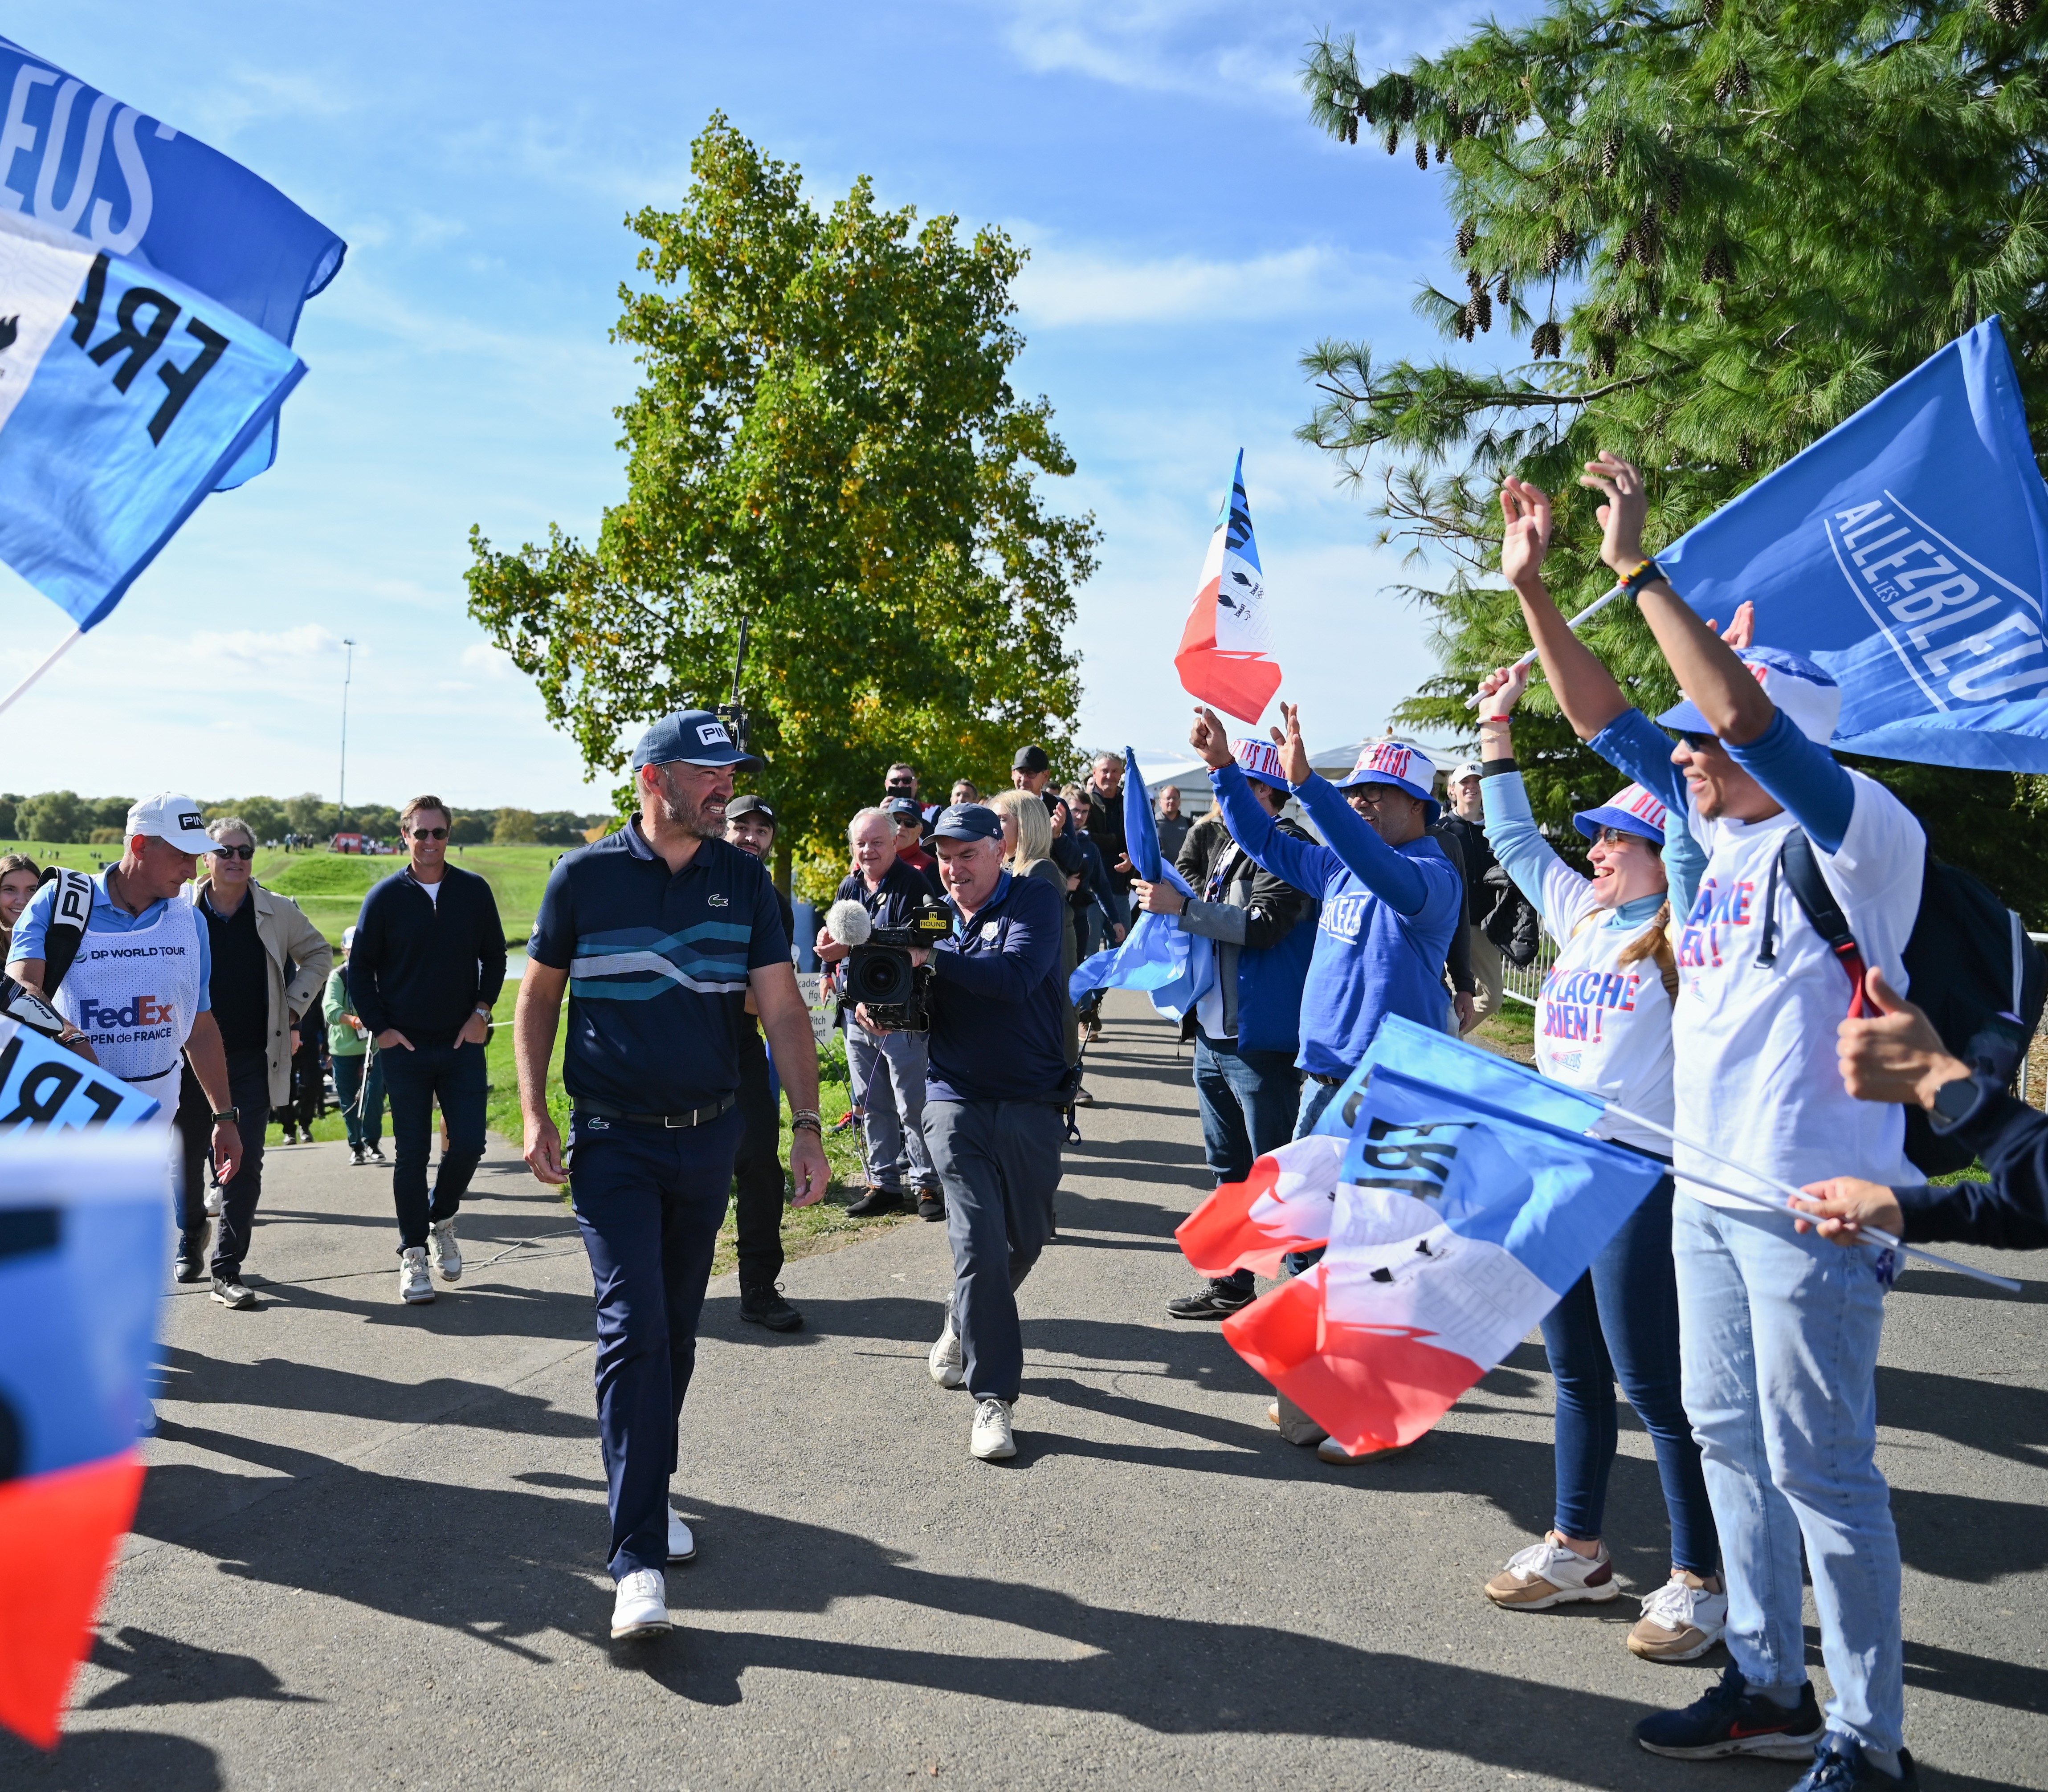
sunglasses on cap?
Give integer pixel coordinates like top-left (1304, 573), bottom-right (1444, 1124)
top-left (210, 843), bottom-right (255, 860)
top-left (409, 825), bottom-right (449, 840)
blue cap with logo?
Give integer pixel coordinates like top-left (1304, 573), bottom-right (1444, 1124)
top-left (930, 803), bottom-right (1003, 842)
top-left (630, 709), bottom-right (764, 774)
top-left (1233, 737), bottom-right (1291, 791)
top-left (1334, 739), bottom-right (1441, 825)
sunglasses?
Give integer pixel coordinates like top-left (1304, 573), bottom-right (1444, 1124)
top-left (1680, 732), bottom-right (1720, 752)
top-left (1592, 827), bottom-right (1642, 847)
top-left (211, 843), bottom-right (255, 860)
top-left (409, 826), bottom-right (449, 840)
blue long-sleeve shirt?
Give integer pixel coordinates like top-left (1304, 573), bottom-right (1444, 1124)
top-left (1212, 763), bottom-right (1462, 1079)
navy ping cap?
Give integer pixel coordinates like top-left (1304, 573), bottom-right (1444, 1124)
top-left (930, 803), bottom-right (1004, 842)
top-left (630, 709), bottom-right (765, 773)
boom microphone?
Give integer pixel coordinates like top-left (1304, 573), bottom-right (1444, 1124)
top-left (825, 899), bottom-right (873, 947)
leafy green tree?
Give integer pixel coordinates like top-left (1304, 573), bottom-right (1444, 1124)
top-left (286, 793), bottom-right (336, 839)
top-left (494, 807), bottom-right (539, 844)
top-left (210, 795), bottom-right (287, 844)
top-left (18, 791), bottom-right (85, 845)
top-left (466, 115), bottom-right (1098, 890)
top-left (1301, 0), bottom-right (2048, 911)
top-left (448, 814), bottom-right (490, 846)
top-left (0, 795), bottom-right (19, 840)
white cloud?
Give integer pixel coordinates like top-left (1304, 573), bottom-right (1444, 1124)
top-left (1015, 240), bottom-right (1396, 328)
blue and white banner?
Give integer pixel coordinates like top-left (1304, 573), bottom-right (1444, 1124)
top-left (0, 1017), bottom-right (162, 1131)
top-left (0, 36), bottom-right (344, 489)
top-left (0, 208), bottom-right (304, 630)
top-left (1657, 317), bottom-right (2048, 773)
top-left (1068, 746), bottom-right (1215, 1019)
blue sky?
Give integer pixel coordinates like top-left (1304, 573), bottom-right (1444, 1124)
top-left (0, 0), bottom-right (1520, 810)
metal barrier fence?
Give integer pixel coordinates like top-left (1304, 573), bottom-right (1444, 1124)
top-left (1501, 931), bottom-right (2048, 1109)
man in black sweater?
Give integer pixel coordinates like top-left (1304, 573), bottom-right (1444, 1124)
top-left (349, 795), bottom-right (507, 1305)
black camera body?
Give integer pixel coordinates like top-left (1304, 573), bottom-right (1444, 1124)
top-left (833, 898), bottom-right (951, 1033)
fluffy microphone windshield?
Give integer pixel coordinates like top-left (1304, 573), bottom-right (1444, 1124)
top-left (825, 898), bottom-right (873, 947)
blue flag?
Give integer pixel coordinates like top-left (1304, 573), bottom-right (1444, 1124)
top-left (1311, 1011), bottom-right (1608, 1143)
top-left (0, 37), bottom-right (344, 489)
top-left (0, 1017), bottom-right (163, 1130)
top-left (1068, 748), bottom-right (1216, 1019)
top-left (0, 209), bottom-right (305, 630)
top-left (1656, 317), bottom-right (2048, 772)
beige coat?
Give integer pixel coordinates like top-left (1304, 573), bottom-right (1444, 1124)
top-left (186, 879), bottom-right (333, 1107)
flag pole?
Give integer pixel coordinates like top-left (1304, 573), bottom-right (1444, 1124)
top-left (1464, 582), bottom-right (1626, 709)
top-left (0, 627), bottom-right (83, 720)
top-left (1600, 1098), bottom-right (2022, 1292)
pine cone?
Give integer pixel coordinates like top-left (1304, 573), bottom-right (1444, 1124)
top-left (1416, 139), bottom-right (1430, 170)
top-left (1703, 242), bottom-right (1734, 282)
top-left (1990, 0), bottom-right (2032, 23)
top-left (1713, 69), bottom-right (1734, 105)
top-left (1346, 112), bottom-right (1360, 144)
top-left (1456, 217), bottom-right (1477, 257)
top-left (1456, 309), bottom-right (1476, 343)
top-left (1701, 0), bottom-right (1723, 22)
top-left (1467, 264), bottom-right (1485, 294)
top-left (1473, 291), bottom-right (1493, 333)
top-left (1496, 272), bottom-right (1512, 305)
top-left (1398, 79), bottom-right (1416, 122)
top-left (1601, 129), bottom-right (1622, 179)
top-left (1616, 228), bottom-right (1636, 268)
top-left (1663, 166), bottom-right (1685, 218)
top-left (1532, 320), bottom-right (1564, 358)
top-left (1734, 59), bottom-right (1752, 99)
top-left (1435, 141), bottom-right (1448, 165)
top-left (1540, 225), bottom-right (1577, 275)
top-left (1385, 126), bottom-right (1400, 155)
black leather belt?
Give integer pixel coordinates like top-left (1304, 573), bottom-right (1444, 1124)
top-left (577, 1094), bottom-right (737, 1129)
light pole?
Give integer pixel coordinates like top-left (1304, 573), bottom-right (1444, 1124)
top-left (337, 638), bottom-right (356, 840)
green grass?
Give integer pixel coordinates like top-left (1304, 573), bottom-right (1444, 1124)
top-left (0, 839), bottom-right (567, 947)
top-left (292, 979), bottom-right (898, 1277)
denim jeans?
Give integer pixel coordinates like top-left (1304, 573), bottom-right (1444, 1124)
top-left (1673, 1194), bottom-right (1901, 1752)
top-left (381, 1039), bottom-right (488, 1251)
top-left (567, 1105), bottom-right (743, 1580)
top-left (332, 1050), bottom-right (385, 1150)
top-left (1192, 1030), bottom-right (1301, 1291)
top-left (846, 1022), bottom-right (933, 1191)
top-left (1540, 1175), bottom-right (1718, 1573)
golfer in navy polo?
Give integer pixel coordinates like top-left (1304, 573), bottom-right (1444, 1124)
top-left (514, 710), bottom-right (828, 1642)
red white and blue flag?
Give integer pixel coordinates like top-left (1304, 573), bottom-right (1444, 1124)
top-left (1198, 1049), bottom-right (1660, 1456)
top-left (1175, 450), bottom-right (1282, 724)
top-left (0, 1117), bottom-right (168, 1746)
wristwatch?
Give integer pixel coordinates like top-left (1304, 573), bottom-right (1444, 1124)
top-left (1927, 1075), bottom-right (1988, 1135)
top-left (211, 1107), bottom-right (240, 1125)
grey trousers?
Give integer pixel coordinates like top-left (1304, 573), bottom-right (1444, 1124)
top-left (1467, 924), bottom-right (1505, 1023)
top-left (925, 1099), bottom-right (1063, 1403)
top-left (847, 1022), bottom-right (934, 1191)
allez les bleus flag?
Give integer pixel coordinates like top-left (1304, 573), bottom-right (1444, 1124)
top-left (1656, 316), bottom-right (2048, 773)
top-left (0, 207), bottom-right (304, 632)
top-left (1175, 451), bottom-right (1283, 724)
top-left (0, 35), bottom-right (344, 489)
top-left (0, 1131), bottom-right (171, 1749)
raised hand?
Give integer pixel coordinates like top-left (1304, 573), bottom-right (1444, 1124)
top-left (1474, 662), bottom-right (1530, 724)
top-left (1265, 701), bottom-right (1312, 785)
top-left (1189, 705), bottom-right (1234, 769)
top-left (1578, 451), bottom-right (1649, 575)
top-left (1720, 600), bottom-right (1757, 651)
top-left (1498, 478), bottom-right (1553, 591)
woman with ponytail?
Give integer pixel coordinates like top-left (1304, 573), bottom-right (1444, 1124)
top-left (1466, 657), bottom-right (1724, 1669)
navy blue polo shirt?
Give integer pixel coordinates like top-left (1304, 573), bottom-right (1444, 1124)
top-left (925, 868), bottom-right (1070, 1104)
top-left (833, 858), bottom-right (943, 927)
top-left (529, 820), bottom-right (791, 1112)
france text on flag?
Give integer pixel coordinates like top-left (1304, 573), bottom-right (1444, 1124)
top-left (1069, 748), bottom-right (1215, 1020)
top-left (1656, 317), bottom-right (2048, 773)
top-left (1224, 1071), bottom-right (1662, 1455)
top-left (0, 1133), bottom-right (169, 1747)
top-left (1175, 450), bottom-right (1283, 724)
top-left (0, 36), bottom-right (345, 488)
top-left (0, 208), bottom-right (304, 631)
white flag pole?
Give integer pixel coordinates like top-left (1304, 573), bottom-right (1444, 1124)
top-left (0, 626), bottom-right (83, 720)
top-left (1465, 582), bottom-right (1627, 709)
top-left (1600, 1099), bottom-right (2023, 1292)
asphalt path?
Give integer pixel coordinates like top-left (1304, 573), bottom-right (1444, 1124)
top-left (5, 992), bottom-right (2044, 1789)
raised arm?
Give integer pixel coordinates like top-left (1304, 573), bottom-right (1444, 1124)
top-left (1290, 778), bottom-right (1431, 915)
top-left (1189, 704), bottom-right (1340, 896)
top-left (1499, 477), bottom-right (1631, 740)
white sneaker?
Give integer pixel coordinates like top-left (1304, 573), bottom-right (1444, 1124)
top-left (1628, 1570), bottom-right (1730, 1662)
top-left (667, 1513), bottom-right (697, 1563)
top-left (398, 1246), bottom-right (434, 1304)
top-left (970, 1397), bottom-right (1016, 1460)
top-left (928, 1297), bottom-right (965, 1389)
top-left (428, 1218), bottom-right (462, 1282)
top-left (202, 1182), bottom-right (223, 1218)
top-left (609, 1568), bottom-right (671, 1639)
top-left (1484, 1533), bottom-right (1620, 1609)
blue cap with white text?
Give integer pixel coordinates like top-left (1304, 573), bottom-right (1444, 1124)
top-left (630, 709), bottom-right (765, 773)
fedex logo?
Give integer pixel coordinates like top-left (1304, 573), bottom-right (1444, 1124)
top-left (78, 994), bottom-right (175, 1029)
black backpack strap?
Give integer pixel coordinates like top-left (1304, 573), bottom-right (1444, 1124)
top-left (37, 867), bottom-right (94, 998)
top-left (1773, 829), bottom-right (1873, 1017)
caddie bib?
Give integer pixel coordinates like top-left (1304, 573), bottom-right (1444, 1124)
top-left (58, 895), bottom-right (205, 1099)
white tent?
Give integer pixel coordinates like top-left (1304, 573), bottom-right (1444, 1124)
top-left (1125, 739), bottom-right (1468, 816)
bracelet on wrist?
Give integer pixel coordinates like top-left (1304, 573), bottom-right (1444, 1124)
top-left (790, 1109), bottom-right (824, 1134)
top-left (1619, 557), bottom-right (1664, 594)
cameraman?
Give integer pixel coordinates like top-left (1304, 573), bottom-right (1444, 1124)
top-left (857, 803), bottom-right (1070, 1464)
top-left (820, 808), bottom-right (943, 1220)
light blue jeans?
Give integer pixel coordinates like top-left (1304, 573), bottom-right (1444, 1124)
top-left (847, 1022), bottom-right (934, 1192)
top-left (1672, 1194), bottom-right (1901, 1753)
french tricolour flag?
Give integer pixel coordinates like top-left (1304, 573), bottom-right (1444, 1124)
top-left (1175, 450), bottom-right (1282, 724)
top-left (1177, 1134), bottom-right (1345, 1279)
top-left (1220, 1067), bottom-right (1661, 1456)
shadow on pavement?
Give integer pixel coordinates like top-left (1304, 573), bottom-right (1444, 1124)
top-left (1875, 1363), bottom-right (2047, 1470)
top-left (82, 1627), bottom-right (319, 1712)
top-left (0, 1728), bottom-right (223, 1790)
